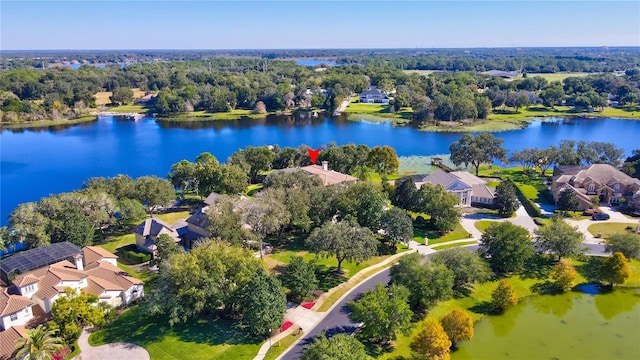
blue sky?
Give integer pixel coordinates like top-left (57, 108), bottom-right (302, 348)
top-left (1, 1), bottom-right (639, 50)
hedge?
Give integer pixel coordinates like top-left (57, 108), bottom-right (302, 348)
top-left (124, 250), bottom-right (151, 264)
top-left (514, 184), bottom-right (541, 217)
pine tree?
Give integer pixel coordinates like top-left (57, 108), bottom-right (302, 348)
top-left (491, 280), bottom-right (518, 314)
top-left (600, 252), bottom-right (632, 287)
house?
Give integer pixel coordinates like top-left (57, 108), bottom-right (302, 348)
top-left (0, 325), bottom-right (27, 360)
top-left (134, 93), bottom-right (157, 105)
top-left (404, 170), bottom-right (496, 207)
top-left (358, 86), bottom-right (389, 104)
top-left (134, 217), bottom-right (181, 256)
top-left (552, 164), bottom-right (640, 210)
top-left (300, 161), bottom-right (358, 186)
top-left (0, 244), bottom-right (144, 340)
top-left (480, 70), bottom-right (518, 79)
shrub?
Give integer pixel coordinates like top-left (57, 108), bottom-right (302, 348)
top-left (514, 184), bottom-right (541, 217)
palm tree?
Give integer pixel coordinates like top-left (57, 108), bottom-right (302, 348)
top-left (14, 325), bottom-right (64, 360)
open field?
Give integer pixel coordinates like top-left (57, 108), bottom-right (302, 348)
top-left (109, 105), bottom-right (149, 113)
top-left (587, 222), bottom-right (639, 239)
top-left (345, 97), bottom-right (412, 122)
top-left (0, 116), bottom-right (97, 130)
top-left (527, 72), bottom-right (592, 82)
top-left (402, 70), bottom-right (435, 77)
top-left (94, 88), bottom-right (146, 106)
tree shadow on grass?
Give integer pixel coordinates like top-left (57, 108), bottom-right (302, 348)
top-left (468, 301), bottom-right (495, 315)
top-left (314, 264), bottom-right (346, 292)
top-left (575, 256), bottom-right (604, 283)
top-left (363, 339), bottom-right (396, 358)
top-left (519, 254), bottom-right (553, 280)
top-left (531, 281), bottom-right (561, 295)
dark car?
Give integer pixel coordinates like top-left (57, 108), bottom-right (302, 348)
top-left (592, 213), bottom-right (610, 221)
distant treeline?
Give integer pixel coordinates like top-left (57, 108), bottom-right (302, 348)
top-left (1, 53), bottom-right (639, 124)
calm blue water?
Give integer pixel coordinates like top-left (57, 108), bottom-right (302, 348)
top-left (1, 115), bottom-right (639, 225)
top-left (295, 60), bottom-right (337, 67)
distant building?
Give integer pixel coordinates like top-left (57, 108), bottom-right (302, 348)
top-left (358, 86), bottom-right (389, 104)
top-left (133, 217), bottom-right (181, 256)
top-left (134, 93), bottom-right (157, 105)
top-left (481, 70), bottom-right (518, 79)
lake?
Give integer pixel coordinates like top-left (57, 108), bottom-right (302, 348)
top-left (452, 286), bottom-right (640, 360)
top-left (1, 114), bottom-right (640, 225)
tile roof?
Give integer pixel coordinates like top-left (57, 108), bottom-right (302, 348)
top-left (82, 247), bottom-right (117, 267)
top-left (204, 192), bottom-right (221, 206)
top-left (0, 325), bottom-right (26, 360)
top-left (0, 290), bottom-right (32, 317)
top-left (85, 262), bottom-right (143, 291)
top-left (300, 165), bottom-right (358, 186)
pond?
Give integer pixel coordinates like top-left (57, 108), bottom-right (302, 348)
top-left (452, 286), bottom-right (640, 360)
top-left (1, 114), bottom-right (640, 225)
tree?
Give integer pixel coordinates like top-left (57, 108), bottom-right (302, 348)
top-left (252, 101), bottom-right (267, 114)
top-left (151, 233), bottom-right (183, 266)
top-left (449, 133), bottom-right (507, 176)
top-left (479, 222), bottom-right (532, 274)
top-left (49, 205), bottom-right (94, 248)
top-left (9, 202), bottom-right (50, 248)
top-left (605, 233), bottom-right (640, 260)
top-left (440, 309), bottom-right (474, 347)
top-left (242, 268), bottom-right (287, 337)
top-left (491, 280), bottom-right (518, 314)
top-left (418, 184), bottom-right (462, 232)
top-left (13, 325), bottom-right (64, 360)
top-left (335, 182), bottom-right (387, 230)
top-left (168, 159), bottom-right (197, 193)
top-left (494, 180), bottom-right (520, 217)
top-left (551, 259), bottom-right (577, 292)
top-left (301, 333), bottom-right (372, 360)
top-left (281, 256), bottom-right (318, 302)
top-left (116, 198), bottom-right (147, 222)
top-left (390, 177), bottom-right (420, 211)
top-left (431, 248), bottom-right (492, 296)
top-left (410, 319), bottom-right (451, 360)
top-left (534, 217), bottom-right (585, 260)
top-left (557, 189), bottom-right (580, 211)
top-left (109, 87), bottom-right (134, 105)
top-left (229, 146), bottom-right (275, 183)
top-left (305, 220), bottom-right (378, 274)
top-left (348, 284), bottom-right (413, 344)
top-left (133, 176), bottom-right (175, 210)
top-left (149, 241), bottom-right (262, 324)
top-left (51, 288), bottom-right (110, 342)
top-left (213, 163), bottom-right (248, 195)
top-left (206, 195), bottom-right (256, 246)
top-left (599, 252), bottom-right (632, 287)
top-left (366, 145), bottom-right (399, 176)
top-left (379, 207), bottom-right (413, 246)
top-left (244, 189), bottom-right (290, 256)
top-left (390, 253), bottom-right (454, 312)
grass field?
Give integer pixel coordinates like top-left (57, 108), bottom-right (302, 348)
top-left (426, 223), bottom-right (470, 245)
top-left (402, 70), bottom-right (435, 77)
top-left (94, 88), bottom-right (146, 106)
top-left (587, 222), bottom-right (639, 239)
top-left (156, 109), bottom-right (270, 121)
top-left (263, 330), bottom-right (303, 360)
top-left (431, 240), bottom-right (477, 250)
top-left (89, 306), bottom-right (262, 360)
top-left (344, 97), bottom-right (412, 122)
top-left (109, 105), bottom-right (149, 113)
top-left (527, 72), bottom-right (592, 82)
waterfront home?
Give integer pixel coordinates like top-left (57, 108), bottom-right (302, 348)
top-left (552, 164), bottom-right (640, 209)
top-left (134, 217), bottom-right (181, 256)
top-left (404, 170), bottom-right (496, 207)
top-left (300, 161), bottom-right (358, 186)
top-left (358, 86), bottom-right (389, 104)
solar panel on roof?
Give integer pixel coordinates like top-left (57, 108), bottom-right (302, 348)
top-left (0, 242), bottom-right (82, 281)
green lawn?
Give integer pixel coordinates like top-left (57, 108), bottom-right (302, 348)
top-left (474, 220), bottom-right (500, 234)
top-left (345, 97), bottom-right (412, 122)
top-left (263, 329), bottom-right (304, 360)
top-left (109, 105), bottom-right (149, 113)
top-left (587, 222), bottom-right (638, 239)
top-left (419, 117), bottom-right (530, 133)
top-left (431, 240), bottom-right (477, 250)
top-left (426, 223), bottom-right (469, 245)
top-left (412, 228), bottom-right (428, 245)
top-left (1, 116), bottom-right (98, 130)
top-left (526, 72), bottom-right (591, 82)
top-left (89, 306), bottom-right (262, 360)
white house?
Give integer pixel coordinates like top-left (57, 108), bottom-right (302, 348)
top-left (407, 170), bottom-right (496, 207)
top-left (0, 291), bottom-right (33, 331)
top-left (358, 86), bottom-right (389, 104)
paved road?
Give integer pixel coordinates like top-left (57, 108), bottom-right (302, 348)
top-left (279, 244), bottom-right (607, 360)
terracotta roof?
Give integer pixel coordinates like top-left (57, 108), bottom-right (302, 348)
top-left (12, 276), bottom-right (38, 288)
top-left (558, 164), bottom-right (640, 187)
top-left (85, 261), bottom-right (143, 291)
top-left (82, 247), bottom-right (117, 267)
top-left (0, 326), bottom-right (26, 360)
top-left (0, 291), bottom-right (32, 317)
top-left (300, 165), bottom-right (358, 186)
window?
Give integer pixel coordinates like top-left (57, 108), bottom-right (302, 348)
top-left (588, 183), bottom-right (595, 192)
top-left (23, 284), bottom-right (35, 293)
top-left (614, 184), bottom-right (620, 193)
top-left (10, 313), bottom-right (17, 321)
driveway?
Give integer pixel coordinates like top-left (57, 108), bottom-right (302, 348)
top-left (74, 328), bottom-right (149, 360)
top-left (565, 206), bottom-right (640, 245)
top-left (460, 205), bottom-right (538, 238)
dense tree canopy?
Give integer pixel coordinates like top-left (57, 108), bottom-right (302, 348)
top-left (301, 333), bottom-right (372, 360)
top-left (431, 248), bottom-right (492, 296)
top-left (494, 180), bottom-right (520, 217)
top-left (449, 133), bottom-right (507, 176)
top-left (479, 222), bottom-right (533, 274)
top-left (534, 217), bottom-right (585, 260)
top-left (241, 268), bottom-right (287, 337)
top-left (605, 233), bottom-right (640, 260)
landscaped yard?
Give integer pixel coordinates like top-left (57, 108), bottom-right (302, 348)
top-left (431, 240), bottom-right (477, 250)
top-left (345, 97), bottom-right (412, 121)
top-left (425, 223), bottom-right (469, 245)
top-left (587, 222), bottom-right (639, 239)
top-left (89, 306), bottom-right (262, 360)
top-left (474, 220), bottom-right (500, 234)
top-left (109, 104), bottom-right (149, 113)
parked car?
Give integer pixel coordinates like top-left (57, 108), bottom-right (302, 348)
top-left (592, 213), bottom-right (610, 221)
